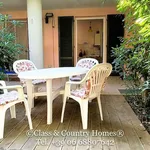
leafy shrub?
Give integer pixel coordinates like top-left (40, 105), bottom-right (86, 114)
top-left (0, 4), bottom-right (26, 79)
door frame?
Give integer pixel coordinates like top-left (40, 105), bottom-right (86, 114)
top-left (75, 17), bottom-right (107, 65)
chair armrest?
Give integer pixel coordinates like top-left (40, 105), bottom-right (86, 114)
top-left (0, 85), bottom-right (25, 99)
top-left (66, 80), bottom-right (82, 85)
top-left (0, 85), bottom-right (23, 90)
top-left (65, 80), bottom-right (86, 96)
top-left (0, 80), bottom-right (6, 86)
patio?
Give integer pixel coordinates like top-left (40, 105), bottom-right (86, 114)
top-left (0, 77), bottom-right (150, 150)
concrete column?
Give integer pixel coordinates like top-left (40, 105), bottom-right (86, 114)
top-left (27, 0), bottom-right (43, 68)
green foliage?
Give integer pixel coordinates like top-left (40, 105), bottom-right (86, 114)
top-left (117, 0), bottom-right (150, 42)
top-left (113, 42), bottom-right (150, 81)
top-left (112, 0), bottom-right (150, 105)
top-left (0, 15), bottom-right (24, 70)
top-left (0, 4), bottom-right (26, 79)
top-left (0, 71), bottom-right (5, 80)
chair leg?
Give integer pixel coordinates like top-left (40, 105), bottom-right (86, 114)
top-left (23, 99), bottom-right (33, 130)
top-left (80, 100), bottom-right (88, 129)
top-left (32, 85), bottom-right (35, 108)
top-left (97, 96), bottom-right (103, 121)
top-left (61, 94), bottom-right (67, 123)
top-left (0, 108), bottom-right (6, 139)
top-left (10, 105), bottom-right (16, 118)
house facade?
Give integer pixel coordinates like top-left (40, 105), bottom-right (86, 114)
top-left (0, 0), bottom-right (122, 69)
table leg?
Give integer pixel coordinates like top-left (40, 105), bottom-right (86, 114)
top-left (46, 79), bottom-right (52, 124)
top-left (26, 80), bottom-right (34, 113)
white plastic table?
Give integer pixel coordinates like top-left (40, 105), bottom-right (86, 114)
top-left (18, 67), bottom-right (88, 124)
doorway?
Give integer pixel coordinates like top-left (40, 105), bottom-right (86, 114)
top-left (75, 17), bottom-right (106, 64)
top-left (107, 14), bottom-right (125, 75)
top-left (58, 16), bottom-right (74, 67)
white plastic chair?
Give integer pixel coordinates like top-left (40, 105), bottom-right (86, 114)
top-left (0, 80), bottom-right (33, 139)
top-left (70, 58), bottom-right (99, 81)
top-left (99, 63), bottom-right (113, 90)
top-left (61, 63), bottom-right (112, 129)
top-left (13, 59), bottom-right (46, 106)
top-left (13, 59), bottom-right (46, 86)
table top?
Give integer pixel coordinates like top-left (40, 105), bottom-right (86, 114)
top-left (18, 67), bottom-right (88, 80)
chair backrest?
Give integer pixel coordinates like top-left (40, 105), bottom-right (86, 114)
top-left (0, 80), bottom-right (8, 94)
top-left (99, 63), bottom-right (112, 77)
top-left (83, 63), bottom-right (112, 98)
top-left (76, 58), bottom-right (99, 70)
top-left (13, 59), bottom-right (37, 74)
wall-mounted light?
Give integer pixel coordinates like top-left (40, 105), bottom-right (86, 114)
top-left (45, 13), bottom-right (53, 24)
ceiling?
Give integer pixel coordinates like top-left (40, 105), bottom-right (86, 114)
top-left (0, 0), bottom-right (117, 11)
